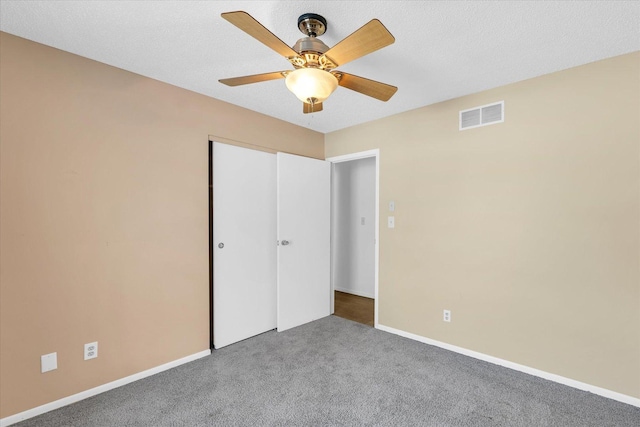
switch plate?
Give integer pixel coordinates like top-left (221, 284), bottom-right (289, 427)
top-left (443, 310), bottom-right (451, 322)
top-left (387, 216), bottom-right (395, 228)
top-left (389, 201), bottom-right (395, 212)
top-left (41, 352), bottom-right (57, 373)
top-left (361, 217), bottom-right (365, 225)
top-left (84, 342), bottom-right (98, 360)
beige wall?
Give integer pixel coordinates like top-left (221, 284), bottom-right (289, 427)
top-left (1, 29), bottom-right (638, 419)
top-left (326, 52), bottom-right (640, 399)
top-left (0, 32), bottom-right (323, 418)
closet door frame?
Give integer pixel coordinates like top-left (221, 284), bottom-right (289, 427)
top-left (208, 139), bottom-right (333, 348)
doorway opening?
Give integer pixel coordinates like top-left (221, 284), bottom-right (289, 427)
top-left (328, 150), bottom-right (380, 328)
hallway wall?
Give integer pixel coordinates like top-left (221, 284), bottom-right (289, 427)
top-left (332, 157), bottom-right (376, 298)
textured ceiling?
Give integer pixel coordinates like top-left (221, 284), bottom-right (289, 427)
top-left (1, 1), bottom-right (638, 133)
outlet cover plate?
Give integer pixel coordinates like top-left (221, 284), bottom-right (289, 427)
top-left (84, 342), bottom-right (98, 360)
top-left (41, 352), bottom-right (57, 373)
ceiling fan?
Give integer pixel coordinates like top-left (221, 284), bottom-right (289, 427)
top-left (219, 11), bottom-right (397, 113)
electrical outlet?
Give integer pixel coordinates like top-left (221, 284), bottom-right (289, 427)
top-left (41, 352), bottom-right (57, 373)
top-left (443, 310), bottom-right (451, 322)
top-left (84, 342), bottom-right (98, 360)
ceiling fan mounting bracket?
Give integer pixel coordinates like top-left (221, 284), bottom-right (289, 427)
top-left (297, 13), bottom-right (327, 37)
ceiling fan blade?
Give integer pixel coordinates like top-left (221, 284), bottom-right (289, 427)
top-left (221, 11), bottom-right (299, 58)
top-left (303, 102), bottom-right (323, 114)
top-left (219, 71), bottom-right (287, 87)
top-left (320, 19), bottom-right (394, 67)
top-left (337, 72), bottom-right (397, 101)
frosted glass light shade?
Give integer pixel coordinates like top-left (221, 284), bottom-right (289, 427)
top-left (285, 68), bottom-right (338, 103)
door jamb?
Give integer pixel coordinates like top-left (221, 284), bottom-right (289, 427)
top-left (326, 149), bottom-right (380, 328)
top-left (208, 140), bottom-right (214, 350)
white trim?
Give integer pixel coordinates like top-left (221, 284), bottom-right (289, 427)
top-left (326, 149), bottom-right (379, 163)
top-left (0, 349), bottom-right (211, 427)
top-left (459, 100), bottom-right (505, 131)
top-left (329, 162), bottom-right (335, 315)
top-left (327, 149), bottom-right (380, 328)
top-left (376, 324), bottom-right (640, 408)
top-left (334, 287), bottom-right (375, 299)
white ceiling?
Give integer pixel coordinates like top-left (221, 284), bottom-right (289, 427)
top-left (1, 1), bottom-right (638, 133)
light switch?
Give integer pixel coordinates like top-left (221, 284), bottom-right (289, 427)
top-left (389, 201), bottom-right (395, 212)
top-left (388, 216), bottom-right (395, 228)
top-left (361, 217), bottom-right (365, 225)
top-left (41, 352), bottom-right (57, 373)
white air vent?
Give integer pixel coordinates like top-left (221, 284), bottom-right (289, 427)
top-left (459, 101), bottom-right (504, 130)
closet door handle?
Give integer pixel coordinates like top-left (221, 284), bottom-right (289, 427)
top-left (281, 240), bottom-right (290, 246)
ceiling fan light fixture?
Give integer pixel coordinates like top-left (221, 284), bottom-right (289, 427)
top-left (285, 68), bottom-right (338, 104)
top-left (219, 11), bottom-right (397, 113)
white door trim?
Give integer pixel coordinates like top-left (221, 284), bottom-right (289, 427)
top-left (326, 149), bottom-right (380, 327)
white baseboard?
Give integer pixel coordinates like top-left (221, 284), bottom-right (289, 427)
top-left (376, 324), bottom-right (640, 408)
top-left (0, 349), bottom-right (211, 427)
top-left (334, 287), bottom-right (375, 299)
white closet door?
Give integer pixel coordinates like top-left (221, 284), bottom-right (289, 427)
top-left (277, 152), bottom-right (331, 332)
top-left (213, 143), bottom-right (276, 348)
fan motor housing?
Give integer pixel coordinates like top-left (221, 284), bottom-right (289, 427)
top-left (293, 37), bottom-right (330, 55)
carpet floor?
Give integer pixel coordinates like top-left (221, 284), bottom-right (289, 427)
top-left (16, 316), bottom-right (639, 426)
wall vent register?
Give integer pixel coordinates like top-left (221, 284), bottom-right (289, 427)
top-left (459, 101), bottom-right (504, 130)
